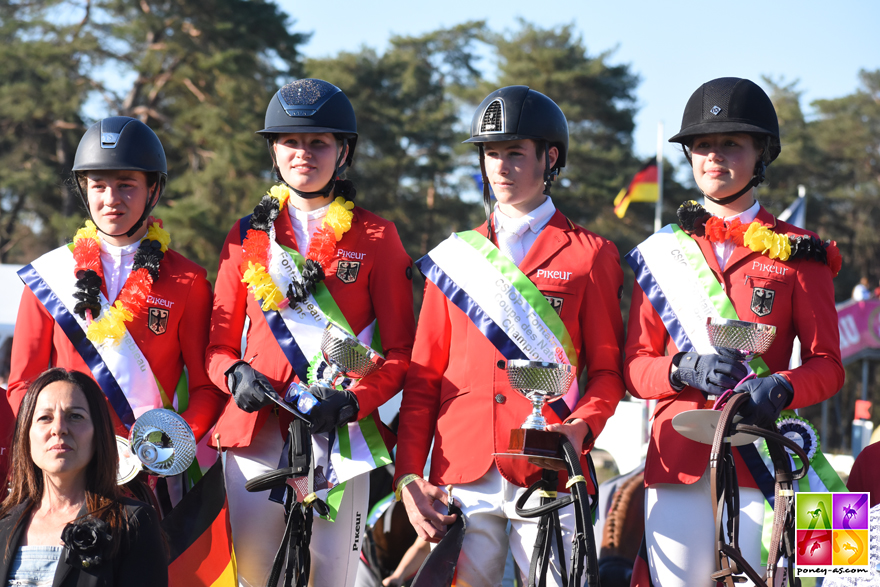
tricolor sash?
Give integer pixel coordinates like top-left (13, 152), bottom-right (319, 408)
top-left (20, 245), bottom-right (164, 428)
top-left (625, 224), bottom-right (769, 376)
top-left (242, 217), bottom-right (391, 521)
top-left (416, 230), bottom-right (579, 416)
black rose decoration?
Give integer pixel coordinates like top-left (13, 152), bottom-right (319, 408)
top-left (61, 516), bottom-right (112, 569)
top-left (676, 200), bottom-right (710, 236)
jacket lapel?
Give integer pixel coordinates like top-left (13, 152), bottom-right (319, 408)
top-left (52, 503), bottom-right (90, 587)
top-left (273, 207), bottom-right (301, 253)
top-left (519, 210), bottom-right (573, 276)
top-left (0, 501), bottom-right (30, 584)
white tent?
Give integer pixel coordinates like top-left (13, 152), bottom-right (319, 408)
top-left (0, 264), bottom-right (25, 342)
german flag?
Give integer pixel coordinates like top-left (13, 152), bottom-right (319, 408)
top-left (613, 161), bottom-right (659, 218)
top-left (162, 459), bottom-right (237, 586)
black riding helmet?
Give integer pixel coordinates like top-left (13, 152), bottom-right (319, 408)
top-left (464, 86), bottom-right (569, 238)
top-left (72, 117), bottom-right (167, 238)
top-left (669, 77), bottom-right (781, 206)
top-left (257, 79), bottom-right (358, 199)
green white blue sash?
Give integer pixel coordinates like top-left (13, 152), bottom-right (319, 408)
top-left (250, 219), bottom-right (391, 521)
top-left (22, 245), bottom-right (163, 427)
top-left (417, 230), bottom-right (579, 415)
top-left (625, 224), bottom-right (769, 376)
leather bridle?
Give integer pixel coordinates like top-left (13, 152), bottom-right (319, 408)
top-left (709, 393), bottom-right (809, 587)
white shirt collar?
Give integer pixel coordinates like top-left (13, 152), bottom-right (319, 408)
top-left (722, 200), bottom-right (761, 224)
top-left (99, 239), bottom-right (140, 258)
top-left (493, 196), bottom-right (556, 235)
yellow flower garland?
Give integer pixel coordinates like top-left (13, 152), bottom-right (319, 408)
top-left (81, 220), bottom-right (171, 346)
top-left (242, 186), bottom-right (354, 312)
top-left (743, 223), bottom-right (792, 261)
top-left (326, 197), bottom-right (355, 240)
top-left (73, 220), bottom-right (100, 245)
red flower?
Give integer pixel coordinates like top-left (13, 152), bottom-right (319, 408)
top-left (825, 241), bottom-right (842, 277)
top-left (704, 216), bottom-right (728, 242)
top-left (308, 226), bottom-right (337, 266)
top-left (73, 239), bottom-right (104, 279)
top-left (242, 229), bottom-right (270, 271)
top-left (727, 219), bottom-right (749, 247)
top-left (117, 268), bottom-right (153, 314)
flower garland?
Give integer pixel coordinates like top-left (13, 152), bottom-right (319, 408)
top-left (241, 184), bottom-right (355, 312)
top-left (72, 217), bottom-right (170, 346)
top-left (677, 200), bottom-right (842, 277)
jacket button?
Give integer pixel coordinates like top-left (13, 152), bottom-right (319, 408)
top-left (495, 394), bottom-right (506, 404)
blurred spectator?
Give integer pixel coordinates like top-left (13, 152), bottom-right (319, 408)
top-left (852, 277), bottom-right (872, 301)
top-left (847, 441), bottom-right (880, 508)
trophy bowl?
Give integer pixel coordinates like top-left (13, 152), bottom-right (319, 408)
top-left (672, 317), bottom-right (778, 445)
top-left (503, 360), bottom-right (575, 459)
top-left (706, 317), bottom-right (777, 361)
top-left (128, 409), bottom-right (196, 477)
top-left (317, 323), bottom-right (385, 388)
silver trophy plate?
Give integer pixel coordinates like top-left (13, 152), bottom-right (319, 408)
top-left (318, 323), bottom-right (385, 388)
top-left (128, 409), bottom-right (196, 477)
top-left (671, 410), bottom-right (759, 446)
top-left (115, 435), bottom-right (141, 485)
top-left (506, 360), bottom-right (575, 430)
top-left (706, 317), bottom-right (777, 361)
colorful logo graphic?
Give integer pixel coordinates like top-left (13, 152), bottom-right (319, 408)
top-left (795, 492), bottom-right (871, 577)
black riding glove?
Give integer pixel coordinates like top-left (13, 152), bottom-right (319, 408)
top-left (670, 349), bottom-right (748, 397)
top-left (226, 362), bottom-right (275, 413)
top-left (735, 374), bottom-right (794, 427)
top-left (307, 385), bottom-right (360, 434)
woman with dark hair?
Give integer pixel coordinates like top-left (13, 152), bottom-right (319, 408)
top-left (0, 368), bottom-right (168, 586)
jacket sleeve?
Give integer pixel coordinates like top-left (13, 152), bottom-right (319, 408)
top-left (623, 281), bottom-right (680, 401)
top-left (567, 240), bottom-right (626, 443)
top-left (177, 268), bottom-right (228, 444)
top-left (348, 223), bottom-right (416, 419)
top-left (778, 259), bottom-right (845, 409)
top-left (116, 503), bottom-right (169, 587)
top-left (393, 281), bottom-right (449, 485)
top-left (205, 221), bottom-right (248, 394)
top-left (7, 286), bottom-right (55, 414)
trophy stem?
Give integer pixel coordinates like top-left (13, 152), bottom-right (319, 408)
top-left (521, 396), bottom-right (547, 430)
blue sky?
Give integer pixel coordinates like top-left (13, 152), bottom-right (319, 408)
top-left (278, 0), bottom-right (880, 166)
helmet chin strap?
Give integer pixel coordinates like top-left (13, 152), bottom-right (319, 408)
top-left (269, 138), bottom-right (349, 201)
top-left (478, 145), bottom-right (495, 242)
top-left (542, 146), bottom-right (558, 196)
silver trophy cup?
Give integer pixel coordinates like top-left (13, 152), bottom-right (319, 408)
top-left (315, 323), bottom-right (385, 389)
top-left (127, 408), bottom-right (197, 477)
top-left (672, 318), bottom-right (778, 446)
top-left (507, 360), bottom-right (576, 430)
top-left (706, 317), bottom-right (777, 362)
top-left (503, 360), bottom-right (575, 458)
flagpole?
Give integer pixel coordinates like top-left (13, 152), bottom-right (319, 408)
top-left (654, 122), bottom-right (664, 233)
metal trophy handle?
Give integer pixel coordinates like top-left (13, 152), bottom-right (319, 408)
top-left (127, 408), bottom-right (197, 477)
top-left (498, 360), bottom-right (575, 460)
top-left (672, 317), bottom-right (778, 446)
top-left (314, 323), bottom-right (385, 389)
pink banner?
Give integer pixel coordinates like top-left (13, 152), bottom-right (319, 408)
top-left (837, 299), bottom-right (880, 363)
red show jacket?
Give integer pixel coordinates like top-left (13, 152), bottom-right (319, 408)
top-left (624, 207), bottom-right (845, 488)
top-left (395, 212), bottom-right (626, 493)
top-left (7, 248), bottom-right (227, 443)
top-left (206, 205), bottom-right (415, 449)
